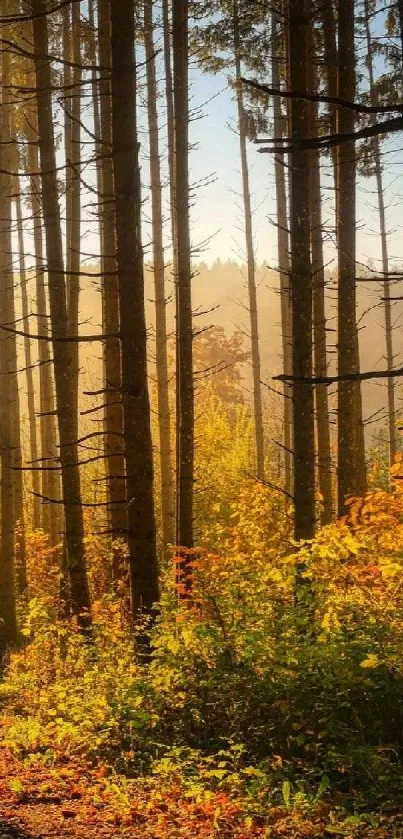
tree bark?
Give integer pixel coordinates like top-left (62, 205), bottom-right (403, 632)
top-left (289, 0), bottom-right (316, 540)
top-left (144, 0), bottom-right (175, 551)
top-left (0, 35), bottom-right (17, 647)
top-left (307, 32), bottom-right (333, 525)
top-left (271, 4), bottom-right (293, 500)
top-left (66, 0), bottom-right (81, 443)
top-left (32, 0), bottom-right (91, 628)
top-left (98, 0), bottom-right (128, 552)
top-left (172, 0), bottom-right (194, 554)
top-left (337, 0), bottom-right (366, 513)
top-left (364, 0), bottom-right (396, 469)
top-left (110, 0), bottom-right (159, 615)
top-left (27, 139), bottom-right (61, 548)
top-left (16, 189), bottom-right (41, 531)
top-left (233, 0), bottom-right (265, 481)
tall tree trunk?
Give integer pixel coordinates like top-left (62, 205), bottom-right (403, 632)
top-left (307, 34), bottom-right (333, 525)
top-left (163, 0), bottom-right (176, 253)
top-left (27, 139), bottom-right (61, 548)
top-left (0, 36), bottom-right (17, 648)
top-left (271, 4), bottom-right (293, 500)
top-left (66, 0), bottom-right (81, 443)
top-left (110, 0), bottom-right (159, 616)
top-left (336, 0), bottom-right (365, 513)
top-left (98, 0), bottom-right (128, 551)
top-left (63, 3), bottom-right (72, 275)
top-left (32, 0), bottom-right (91, 628)
top-left (364, 0), bottom-right (396, 469)
top-left (0, 33), bottom-right (26, 599)
top-left (144, 0), bottom-right (175, 551)
top-left (172, 0), bottom-right (194, 554)
top-left (233, 0), bottom-right (265, 481)
top-left (289, 0), bottom-right (315, 540)
top-left (162, 0), bottom-right (180, 552)
top-left (16, 189), bottom-right (41, 531)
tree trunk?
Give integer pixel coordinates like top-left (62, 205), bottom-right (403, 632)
top-left (336, 0), bottom-right (365, 513)
top-left (110, 0), bottom-right (159, 616)
top-left (27, 140), bottom-right (61, 548)
top-left (32, 0), bottom-right (91, 628)
top-left (172, 0), bottom-right (194, 554)
top-left (0, 32), bottom-right (26, 600)
top-left (144, 0), bottom-right (175, 551)
top-left (364, 0), bottom-right (396, 469)
top-left (16, 189), bottom-right (41, 531)
top-left (0, 36), bottom-right (17, 648)
top-left (162, 0), bottom-right (180, 553)
top-left (233, 0), bottom-right (264, 481)
top-left (66, 0), bottom-right (81, 443)
top-left (289, 0), bottom-right (316, 540)
top-left (307, 33), bottom-right (333, 525)
top-left (271, 4), bottom-right (293, 500)
top-left (98, 0), bottom-right (128, 552)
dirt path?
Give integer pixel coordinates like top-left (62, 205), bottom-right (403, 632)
top-left (0, 750), bottom-right (133, 838)
top-left (0, 748), bottom-right (400, 838)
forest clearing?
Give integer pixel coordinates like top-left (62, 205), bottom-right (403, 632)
top-left (0, 0), bottom-right (402, 836)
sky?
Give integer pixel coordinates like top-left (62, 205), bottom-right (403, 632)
top-left (51, 2), bottom-right (403, 276)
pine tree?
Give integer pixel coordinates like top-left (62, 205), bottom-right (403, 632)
top-left (32, 0), bottom-right (91, 628)
top-left (288, 0), bottom-right (316, 540)
top-left (110, 0), bottom-right (159, 617)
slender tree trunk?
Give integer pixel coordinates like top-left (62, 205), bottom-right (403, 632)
top-left (163, 0), bottom-right (176, 252)
top-left (233, 1), bottom-right (264, 480)
top-left (336, 0), bottom-right (364, 513)
top-left (162, 0), bottom-right (180, 553)
top-left (0, 37), bottom-right (17, 647)
top-left (0, 33), bottom-right (27, 599)
top-left (289, 0), bottom-right (315, 540)
top-left (110, 0), bottom-right (159, 616)
top-left (307, 34), bottom-right (333, 525)
top-left (66, 0), bottom-right (81, 443)
top-left (32, 0), bottom-right (91, 628)
top-left (144, 0), bottom-right (175, 551)
top-left (16, 190), bottom-right (41, 531)
top-left (28, 140), bottom-right (61, 548)
top-left (63, 3), bottom-right (72, 274)
top-left (272, 5), bottom-right (293, 500)
top-left (364, 0), bottom-right (396, 468)
top-left (172, 0), bottom-right (194, 554)
top-left (98, 0), bottom-right (128, 551)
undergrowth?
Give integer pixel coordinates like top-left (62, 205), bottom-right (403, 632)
top-left (2, 465), bottom-right (403, 833)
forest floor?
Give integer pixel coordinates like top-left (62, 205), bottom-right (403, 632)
top-left (0, 748), bottom-right (401, 839)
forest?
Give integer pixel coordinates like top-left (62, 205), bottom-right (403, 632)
top-left (0, 0), bottom-right (402, 836)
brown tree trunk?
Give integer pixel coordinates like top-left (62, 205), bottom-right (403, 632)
top-left (364, 0), bottom-right (396, 469)
top-left (233, 1), bottom-right (265, 481)
top-left (110, 0), bottom-right (159, 615)
top-left (172, 0), bottom-right (194, 554)
top-left (163, 0), bottom-right (176, 252)
top-left (307, 34), bottom-right (333, 525)
top-left (98, 0), bottom-right (128, 552)
top-left (16, 189), bottom-right (41, 531)
top-left (337, 0), bottom-right (365, 513)
top-left (271, 5), bottom-right (293, 500)
top-left (289, 0), bottom-right (315, 540)
top-left (32, 0), bottom-right (91, 628)
top-left (144, 0), bottom-right (175, 551)
top-left (66, 0), bottom-right (81, 443)
top-left (0, 36), bottom-right (18, 647)
top-left (0, 33), bottom-right (26, 599)
top-left (162, 0), bottom-right (180, 552)
top-left (27, 140), bottom-right (61, 548)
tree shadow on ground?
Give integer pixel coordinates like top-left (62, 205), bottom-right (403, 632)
top-left (0, 822), bottom-right (40, 839)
